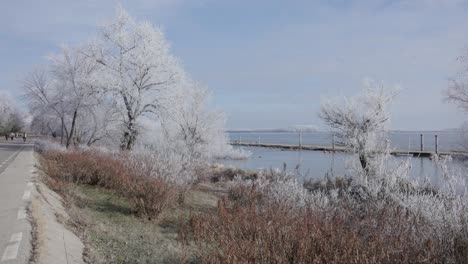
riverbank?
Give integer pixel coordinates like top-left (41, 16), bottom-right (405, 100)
top-left (36, 143), bottom-right (468, 263)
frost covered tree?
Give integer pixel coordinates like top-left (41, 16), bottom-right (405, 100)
top-left (159, 82), bottom-right (228, 161)
top-left (0, 95), bottom-right (14, 134)
top-left (29, 112), bottom-right (61, 137)
top-left (445, 50), bottom-right (468, 111)
top-left (444, 48), bottom-right (468, 150)
top-left (73, 101), bottom-right (120, 146)
top-left (87, 6), bottom-right (183, 150)
top-left (49, 45), bottom-right (101, 147)
top-left (0, 94), bottom-right (23, 135)
top-left (23, 45), bottom-right (100, 148)
top-left (22, 5), bottom-right (240, 158)
top-left (319, 81), bottom-right (396, 175)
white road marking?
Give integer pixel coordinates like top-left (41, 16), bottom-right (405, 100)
top-left (22, 181), bottom-right (34, 200)
top-left (22, 190), bottom-right (31, 201)
top-left (1, 232), bottom-right (22, 261)
top-left (17, 207), bottom-right (26, 220)
top-left (9, 233), bottom-right (22, 243)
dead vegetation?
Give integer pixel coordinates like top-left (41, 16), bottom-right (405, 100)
top-left (37, 148), bottom-right (468, 263)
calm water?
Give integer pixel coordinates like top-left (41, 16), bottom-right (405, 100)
top-left (229, 131), bottom-right (464, 152)
top-left (223, 131), bottom-right (467, 185)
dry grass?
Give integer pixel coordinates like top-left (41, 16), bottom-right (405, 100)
top-left (40, 150), bottom-right (181, 218)
top-left (182, 183), bottom-right (468, 264)
top-left (66, 185), bottom-right (194, 263)
top-left (38, 148), bottom-right (226, 263)
top-left (37, 147), bottom-right (468, 263)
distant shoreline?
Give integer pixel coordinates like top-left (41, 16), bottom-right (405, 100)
top-left (227, 129), bottom-right (459, 133)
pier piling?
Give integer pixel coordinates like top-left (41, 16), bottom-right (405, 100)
top-left (299, 130), bottom-right (302, 149)
top-left (332, 134), bottom-right (335, 150)
top-left (420, 134), bottom-right (424, 151)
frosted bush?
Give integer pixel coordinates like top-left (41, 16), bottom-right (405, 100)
top-left (213, 144), bottom-right (251, 160)
top-left (228, 148), bottom-right (468, 248)
top-left (34, 140), bottom-right (65, 154)
top-left (391, 156), bottom-right (468, 236)
top-left (131, 143), bottom-right (198, 186)
top-left (230, 168), bottom-right (332, 210)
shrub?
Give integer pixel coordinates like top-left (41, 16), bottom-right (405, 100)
top-left (184, 189), bottom-right (468, 263)
top-left (182, 161), bottom-right (468, 263)
top-left (34, 139), bottom-right (65, 154)
top-left (39, 148), bottom-right (184, 218)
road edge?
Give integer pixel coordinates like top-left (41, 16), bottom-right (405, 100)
top-left (29, 154), bottom-right (85, 264)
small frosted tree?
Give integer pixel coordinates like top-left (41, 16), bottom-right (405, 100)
top-left (160, 82), bottom-right (226, 161)
top-left (0, 94), bottom-right (13, 134)
top-left (0, 94), bottom-right (23, 135)
top-left (88, 5), bottom-right (183, 150)
top-left (319, 81), bottom-right (396, 176)
top-left (445, 49), bottom-right (468, 111)
top-left (444, 48), bottom-right (468, 150)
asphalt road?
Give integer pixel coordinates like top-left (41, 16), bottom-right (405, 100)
top-left (0, 141), bottom-right (34, 264)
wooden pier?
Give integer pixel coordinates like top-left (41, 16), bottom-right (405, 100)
top-left (230, 142), bottom-right (468, 158)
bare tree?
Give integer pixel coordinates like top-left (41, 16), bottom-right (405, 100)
top-left (444, 50), bottom-right (468, 151)
top-left (23, 67), bottom-right (68, 143)
top-left (160, 82), bottom-right (225, 161)
top-left (445, 50), bottom-right (468, 113)
top-left (30, 112), bottom-right (61, 136)
top-left (445, 81), bottom-right (468, 111)
top-left (24, 45), bottom-right (101, 148)
top-left (73, 100), bottom-right (120, 146)
top-left (49, 45), bottom-right (101, 148)
top-left (87, 5), bottom-right (183, 150)
top-left (319, 81), bottom-right (396, 175)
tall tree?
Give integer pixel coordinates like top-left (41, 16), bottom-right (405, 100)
top-left (49, 45), bottom-right (101, 148)
top-left (23, 67), bottom-right (67, 143)
top-left (88, 6), bottom-right (183, 150)
top-left (23, 45), bottom-right (100, 148)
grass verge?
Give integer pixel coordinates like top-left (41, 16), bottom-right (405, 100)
top-left (62, 183), bottom-right (223, 263)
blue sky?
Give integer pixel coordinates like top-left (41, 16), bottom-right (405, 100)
top-left (2, 0), bottom-right (468, 130)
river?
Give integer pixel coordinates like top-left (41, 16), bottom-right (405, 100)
top-left (222, 131), bottom-right (467, 184)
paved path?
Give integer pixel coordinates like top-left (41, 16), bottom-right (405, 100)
top-left (0, 142), bottom-right (35, 264)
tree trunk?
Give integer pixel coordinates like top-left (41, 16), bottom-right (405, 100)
top-left (359, 153), bottom-right (370, 175)
top-left (60, 119), bottom-right (64, 144)
top-left (66, 110), bottom-right (78, 148)
top-left (120, 119), bottom-right (137, 151)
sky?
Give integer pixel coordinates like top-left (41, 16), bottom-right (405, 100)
top-left (1, 0), bottom-right (468, 130)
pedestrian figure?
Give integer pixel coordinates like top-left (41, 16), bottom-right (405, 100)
top-left (4, 134), bottom-right (7, 141)
top-left (23, 132), bottom-right (27, 143)
top-left (10, 132), bottom-right (14, 141)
